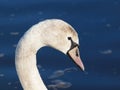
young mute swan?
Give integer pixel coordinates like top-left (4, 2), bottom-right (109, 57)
top-left (15, 19), bottom-right (85, 90)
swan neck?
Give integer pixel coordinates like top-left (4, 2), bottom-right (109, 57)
top-left (15, 30), bottom-right (47, 90)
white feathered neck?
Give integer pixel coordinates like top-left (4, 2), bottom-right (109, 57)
top-left (15, 19), bottom-right (78, 90)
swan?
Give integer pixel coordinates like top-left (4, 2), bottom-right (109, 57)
top-left (15, 19), bottom-right (85, 90)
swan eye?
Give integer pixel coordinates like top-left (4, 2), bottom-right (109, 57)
top-left (68, 37), bottom-right (71, 40)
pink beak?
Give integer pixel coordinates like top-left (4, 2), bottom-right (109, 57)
top-left (67, 47), bottom-right (85, 71)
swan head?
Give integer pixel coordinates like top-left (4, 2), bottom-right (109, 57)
top-left (41, 19), bottom-right (85, 71)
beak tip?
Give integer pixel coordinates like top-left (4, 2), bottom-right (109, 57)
top-left (81, 66), bottom-right (85, 71)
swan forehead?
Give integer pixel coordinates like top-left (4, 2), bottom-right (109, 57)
top-left (52, 20), bottom-right (78, 41)
top-left (40, 19), bottom-right (79, 46)
top-left (55, 24), bottom-right (79, 45)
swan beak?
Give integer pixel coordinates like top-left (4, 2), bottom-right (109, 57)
top-left (67, 47), bottom-right (85, 71)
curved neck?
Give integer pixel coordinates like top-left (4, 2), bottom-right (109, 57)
top-left (15, 29), bottom-right (47, 90)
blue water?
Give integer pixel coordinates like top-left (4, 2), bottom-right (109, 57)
top-left (0, 0), bottom-right (120, 90)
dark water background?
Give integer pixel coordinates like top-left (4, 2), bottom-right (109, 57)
top-left (0, 0), bottom-right (120, 90)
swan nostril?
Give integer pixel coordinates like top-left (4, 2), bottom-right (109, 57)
top-left (76, 50), bottom-right (79, 57)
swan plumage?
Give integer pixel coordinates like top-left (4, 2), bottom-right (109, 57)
top-left (15, 19), bottom-right (84, 90)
